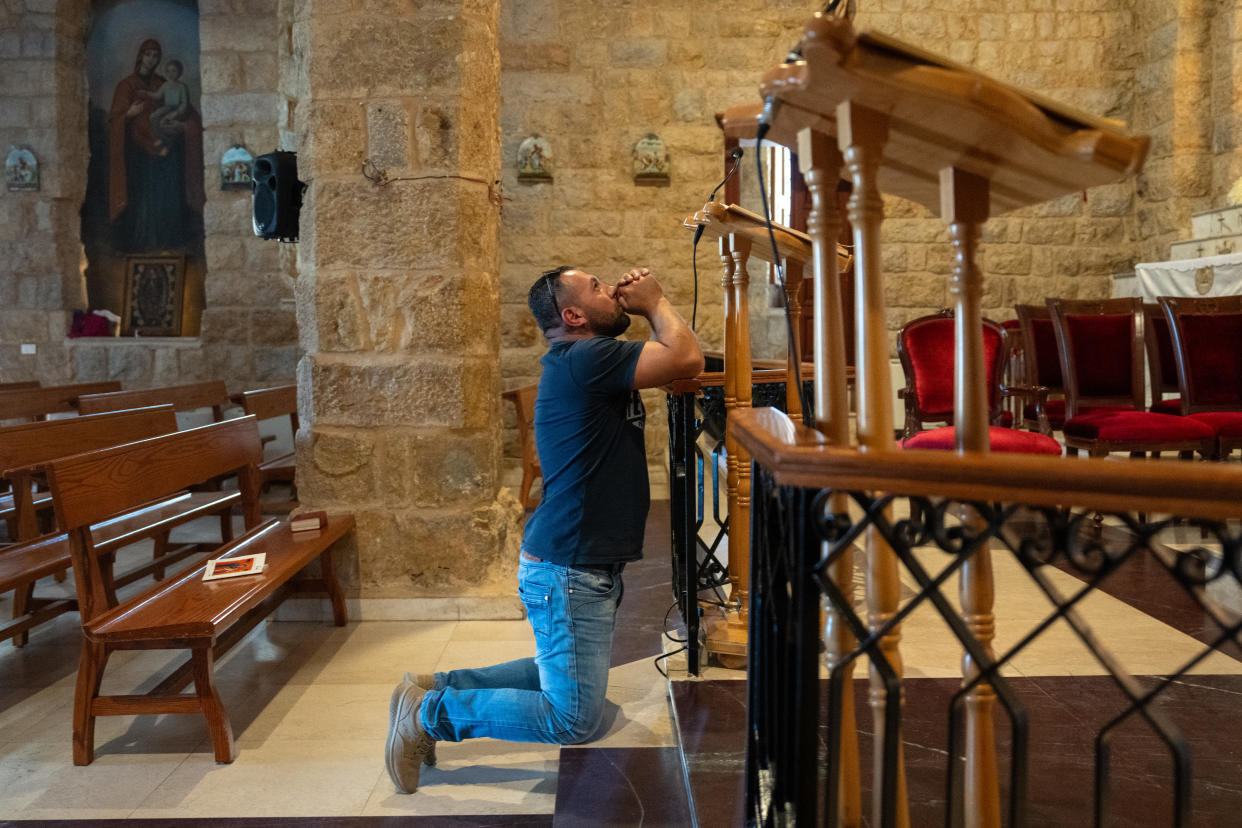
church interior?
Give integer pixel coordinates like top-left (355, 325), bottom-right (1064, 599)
top-left (2, 0), bottom-right (1242, 824)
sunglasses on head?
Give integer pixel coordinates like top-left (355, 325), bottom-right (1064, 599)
top-left (540, 269), bottom-right (562, 318)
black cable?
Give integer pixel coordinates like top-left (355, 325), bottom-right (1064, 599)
top-left (662, 599), bottom-right (688, 644)
top-left (690, 148), bottom-right (744, 332)
top-left (691, 240), bottom-right (699, 330)
top-left (754, 114), bottom-right (814, 427)
top-left (654, 645), bottom-right (688, 679)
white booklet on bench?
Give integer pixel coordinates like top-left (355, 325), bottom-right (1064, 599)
top-left (203, 553), bottom-right (267, 581)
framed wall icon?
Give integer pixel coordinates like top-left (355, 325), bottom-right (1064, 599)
top-left (123, 255), bottom-right (185, 336)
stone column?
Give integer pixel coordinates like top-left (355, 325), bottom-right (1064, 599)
top-left (291, 0), bottom-right (523, 617)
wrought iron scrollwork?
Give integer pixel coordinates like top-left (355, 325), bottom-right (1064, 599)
top-left (746, 466), bottom-right (1242, 828)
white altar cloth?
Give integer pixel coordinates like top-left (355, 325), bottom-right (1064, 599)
top-left (1134, 251), bottom-right (1242, 300)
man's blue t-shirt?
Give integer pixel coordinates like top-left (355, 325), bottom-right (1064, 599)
top-left (522, 336), bottom-right (648, 566)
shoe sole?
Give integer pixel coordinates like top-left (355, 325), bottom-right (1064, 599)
top-left (386, 682), bottom-right (422, 794)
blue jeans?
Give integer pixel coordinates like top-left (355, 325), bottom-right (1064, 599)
top-left (417, 556), bottom-right (624, 744)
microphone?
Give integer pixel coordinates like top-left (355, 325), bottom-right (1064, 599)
top-left (693, 148), bottom-right (745, 245)
top-left (756, 96), bottom-right (781, 142)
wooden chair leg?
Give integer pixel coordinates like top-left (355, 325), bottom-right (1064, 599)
top-left (220, 508), bottom-right (234, 542)
top-left (153, 530), bottom-right (170, 581)
top-left (191, 647), bottom-right (236, 763)
top-left (11, 582), bottom-right (35, 647)
top-left (73, 641), bottom-right (109, 766)
top-left (53, 567), bottom-right (67, 583)
top-left (101, 553), bottom-right (119, 607)
top-left (318, 548), bottom-right (349, 627)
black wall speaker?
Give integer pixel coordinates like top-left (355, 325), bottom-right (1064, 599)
top-left (252, 151), bottom-right (304, 242)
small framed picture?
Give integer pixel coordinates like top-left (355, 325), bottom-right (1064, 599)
top-left (5, 145), bottom-right (39, 192)
top-left (517, 134), bottom-right (552, 182)
top-left (123, 255), bottom-right (185, 336)
top-left (221, 144), bottom-right (254, 190)
top-left (632, 133), bottom-right (669, 185)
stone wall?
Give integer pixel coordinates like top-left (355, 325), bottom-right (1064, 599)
top-left (496, 0), bottom-right (815, 481)
top-left (0, 0), bottom-right (295, 391)
top-left (291, 0), bottom-right (524, 613)
top-left (0, 0), bottom-right (87, 384)
top-left (489, 0), bottom-right (1242, 479)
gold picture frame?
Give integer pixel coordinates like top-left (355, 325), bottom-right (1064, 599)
top-left (122, 255), bottom-right (185, 336)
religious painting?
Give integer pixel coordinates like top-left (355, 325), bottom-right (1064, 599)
top-left (632, 133), bottom-right (669, 185)
top-left (123, 255), bottom-right (185, 336)
top-left (517, 135), bottom-right (552, 182)
top-left (220, 144), bottom-right (253, 190)
top-left (4, 146), bottom-right (39, 191)
top-left (81, 0), bottom-right (205, 334)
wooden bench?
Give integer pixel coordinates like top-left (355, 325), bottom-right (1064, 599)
top-left (0, 406), bottom-right (241, 646)
top-left (0, 382), bottom-right (122, 423)
top-left (233, 385), bottom-right (298, 509)
top-left (0, 381), bottom-right (39, 392)
top-left (76, 380), bottom-right (232, 421)
top-left (40, 416), bottom-right (352, 765)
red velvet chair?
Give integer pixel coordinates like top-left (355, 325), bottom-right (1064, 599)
top-left (1158, 295), bottom-right (1242, 459)
top-left (897, 311), bottom-right (1061, 456)
top-left (1048, 297), bottom-right (1215, 459)
top-left (1015, 303), bottom-right (1065, 434)
top-left (1143, 303), bottom-right (1182, 415)
top-left (999, 318), bottom-right (1024, 427)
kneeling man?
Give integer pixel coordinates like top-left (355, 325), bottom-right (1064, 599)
top-left (386, 265), bottom-right (704, 793)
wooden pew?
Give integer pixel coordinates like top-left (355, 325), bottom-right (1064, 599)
top-left (0, 381), bottom-right (39, 392)
top-left (40, 416), bottom-right (352, 765)
top-left (0, 406), bottom-right (179, 541)
top-left (76, 380), bottom-right (231, 421)
top-left (232, 385), bottom-right (298, 510)
top-left (0, 382), bottom-right (122, 423)
top-left (0, 406), bottom-right (241, 646)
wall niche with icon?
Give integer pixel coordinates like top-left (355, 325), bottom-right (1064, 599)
top-left (5, 146), bottom-right (40, 191)
top-left (517, 134), bottom-right (552, 182)
top-left (632, 133), bottom-right (669, 185)
top-left (80, 0), bottom-right (206, 336)
top-left (220, 144), bottom-right (253, 190)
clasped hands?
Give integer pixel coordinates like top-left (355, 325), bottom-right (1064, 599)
top-left (616, 268), bottom-right (665, 316)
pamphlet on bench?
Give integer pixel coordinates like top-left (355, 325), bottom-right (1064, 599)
top-left (203, 553), bottom-right (267, 581)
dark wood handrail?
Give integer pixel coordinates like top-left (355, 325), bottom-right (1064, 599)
top-left (730, 406), bottom-right (1242, 520)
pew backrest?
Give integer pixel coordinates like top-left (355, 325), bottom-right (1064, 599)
top-left (42, 416), bottom-right (264, 621)
top-left (0, 382), bottom-right (122, 421)
top-left (0, 405), bottom-right (177, 477)
top-left (236, 385), bottom-right (298, 429)
top-left (77, 381), bottom-right (231, 420)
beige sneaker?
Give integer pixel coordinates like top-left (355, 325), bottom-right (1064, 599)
top-left (386, 676), bottom-right (438, 793)
top-left (401, 673), bottom-right (438, 766)
top-left (405, 672), bottom-right (437, 692)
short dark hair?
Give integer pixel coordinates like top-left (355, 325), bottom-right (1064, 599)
top-left (165, 59), bottom-right (183, 74)
top-left (528, 266), bottom-right (573, 334)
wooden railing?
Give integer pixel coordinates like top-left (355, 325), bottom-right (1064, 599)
top-left (733, 406), bottom-right (1242, 827)
top-left (697, 9), bottom-right (1156, 828)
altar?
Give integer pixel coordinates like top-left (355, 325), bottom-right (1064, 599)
top-left (1133, 250), bottom-right (1242, 300)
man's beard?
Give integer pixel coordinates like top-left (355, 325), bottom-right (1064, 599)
top-left (588, 306), bottom-right (632, 338)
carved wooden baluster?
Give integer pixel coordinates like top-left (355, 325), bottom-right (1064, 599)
top-left (729, 233), bottom-right (754, 622)
top-left (784, 258), bottom-right (805, 421)
top-left (942, 166), bottom-right (1001, 828)
top-left (800, 127), bottom-right (861, 827)
top-left (720, 234), bottom-right (739, 606)
top-left (838, 99), bottom-right (909, 828)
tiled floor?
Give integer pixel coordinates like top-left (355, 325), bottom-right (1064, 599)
top-left (0, 505), bottom-right (689, 825)
top-left (3, 501), bottom-right (1241, 825)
